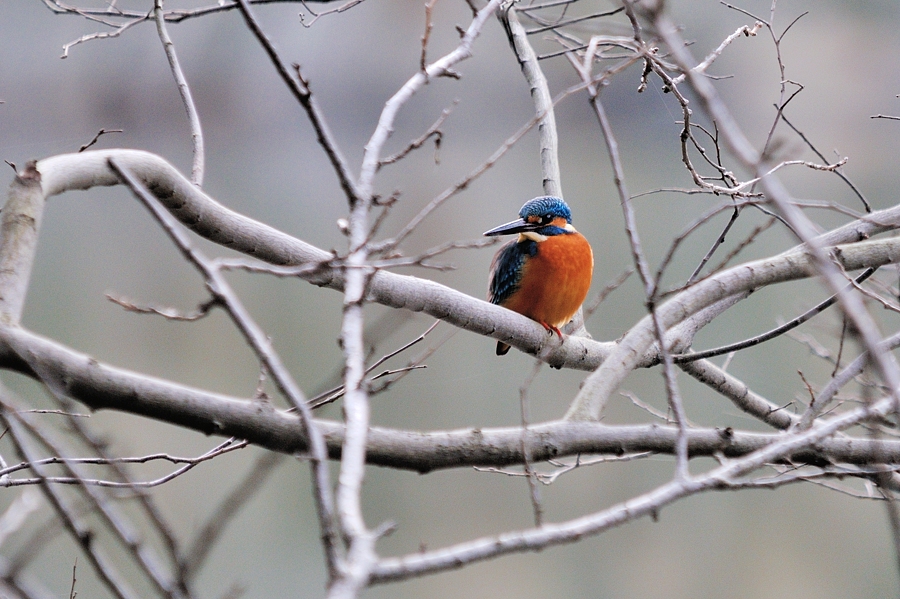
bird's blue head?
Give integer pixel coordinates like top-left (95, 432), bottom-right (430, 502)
top-left (483, 196), bottom-right (574, 237)
top-left (519, 196), bottom-right (572, 224)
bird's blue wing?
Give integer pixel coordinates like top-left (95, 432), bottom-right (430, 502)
top-left (489, 238), bottom-right (537, 306)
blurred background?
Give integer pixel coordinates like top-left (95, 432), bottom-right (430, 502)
top-left (2, 0), bottom-right (900, 597)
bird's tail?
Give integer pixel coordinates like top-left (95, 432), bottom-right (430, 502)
top-left (496, 341), bottom-right (511, 355)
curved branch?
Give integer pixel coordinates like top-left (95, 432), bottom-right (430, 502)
top-left (34, 149), bottom-right (615, 369)
top-left (674, 267), bottom-right (877, 363)
top-left (33, 150), bottom-right (900, 378)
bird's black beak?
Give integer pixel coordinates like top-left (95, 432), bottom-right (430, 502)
top-left (483, 218), bottom-right (540, 237)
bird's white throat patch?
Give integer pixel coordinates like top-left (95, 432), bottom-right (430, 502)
top-left (518, 231), bottom-right (548, 243)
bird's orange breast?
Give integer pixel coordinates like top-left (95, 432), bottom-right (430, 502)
top-left (500, 232), bottom-right (593, 328)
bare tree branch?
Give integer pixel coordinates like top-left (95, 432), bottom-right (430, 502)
top-left (0, 163), bottom-right (46, 325)
top-left (370, 383), bottom-right (900, 581)
top-left (649, 6), bottom-right (900, 418)
top-left (500, 4), bottom-right (562, 197)
top-left (14, 2), bottom-right (900, 592)
top-left (235, 0), bottom-right (360, 206)
top-left (107, 158), bottom-right (342, 580)
top-left (154, 0), bottom-right (205, 186)
top-left (0, 404), bottom-right (140, 599)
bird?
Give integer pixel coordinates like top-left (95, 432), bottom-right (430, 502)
top-left (484, 196), bottom-right (593, 356)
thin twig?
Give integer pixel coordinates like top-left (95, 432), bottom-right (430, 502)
top-left (674, 267), bottom-right (877, 363)
top-left (68, 559), bottom-right (77, 599)
top-left (670, 21), bottom-right (762, 85)
top-left (584, 268), bottom-right (633, 320)
top-left (154, 0), bottom-right (205, 186)
top-left (652, 201), bottom-right (738, 289)
top-left (236, 0), bottom-right (360, 206)
top-left (78, 129), bottom-right (123, 152)
top-left (106, 294), bottom-right (217, 321)
top-left (686, 205), bottom-right (740, 284)
top-left (702, 217), bottom-right (776, 279)
top-left (780, 112), bottom-right (870, 212)
top-left (419, 0), bottom-right (438, 74)
top-left (523, 8), bottom-right (624, 35)
top-left (0, 441), bottom-right (247, 489)
top-left (308, 321), bottom-right (439, 409)
top-left (0, 407), bottom-right (137, 599)
top-left (377, 102), bottom-right (455, 170)
top-left (107, 158), bottom-right (342, 581)
top-left (573, 18), bottom-right (690, 477)
top-left (61, 13), bottom-right (149, 58)
top-left (298, 0), bottom-right (366, 27)
top-left (519, 360), bottom-right (544, 527)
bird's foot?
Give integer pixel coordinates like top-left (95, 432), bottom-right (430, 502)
top-left (539, 321), bottom-right (564, 341)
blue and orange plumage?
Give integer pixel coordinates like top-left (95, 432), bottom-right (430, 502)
top-left (485, 196), bottom-right (594, 355)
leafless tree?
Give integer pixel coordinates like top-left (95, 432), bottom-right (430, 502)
top-left (2, 0), bottom-right (900, 597)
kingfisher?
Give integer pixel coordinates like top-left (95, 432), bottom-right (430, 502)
top-left (485, 196), bottom-right (594, 355)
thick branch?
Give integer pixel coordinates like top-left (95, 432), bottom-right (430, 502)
top-left (371, 384), bottom-right (900, 581)
top-left (1, 324), bottom-right (899, 472)
top-left (0, 163), bottom-right (45, 325)
top-left (33, 149), bottom-right (612, 368)
top-left (565, 235), bottom-right (900, 421)
top-left (31, 150), bottom-right (900, 375)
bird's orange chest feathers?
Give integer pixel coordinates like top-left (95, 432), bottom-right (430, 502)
top-left (501, 232), bottom-right (593, 328)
